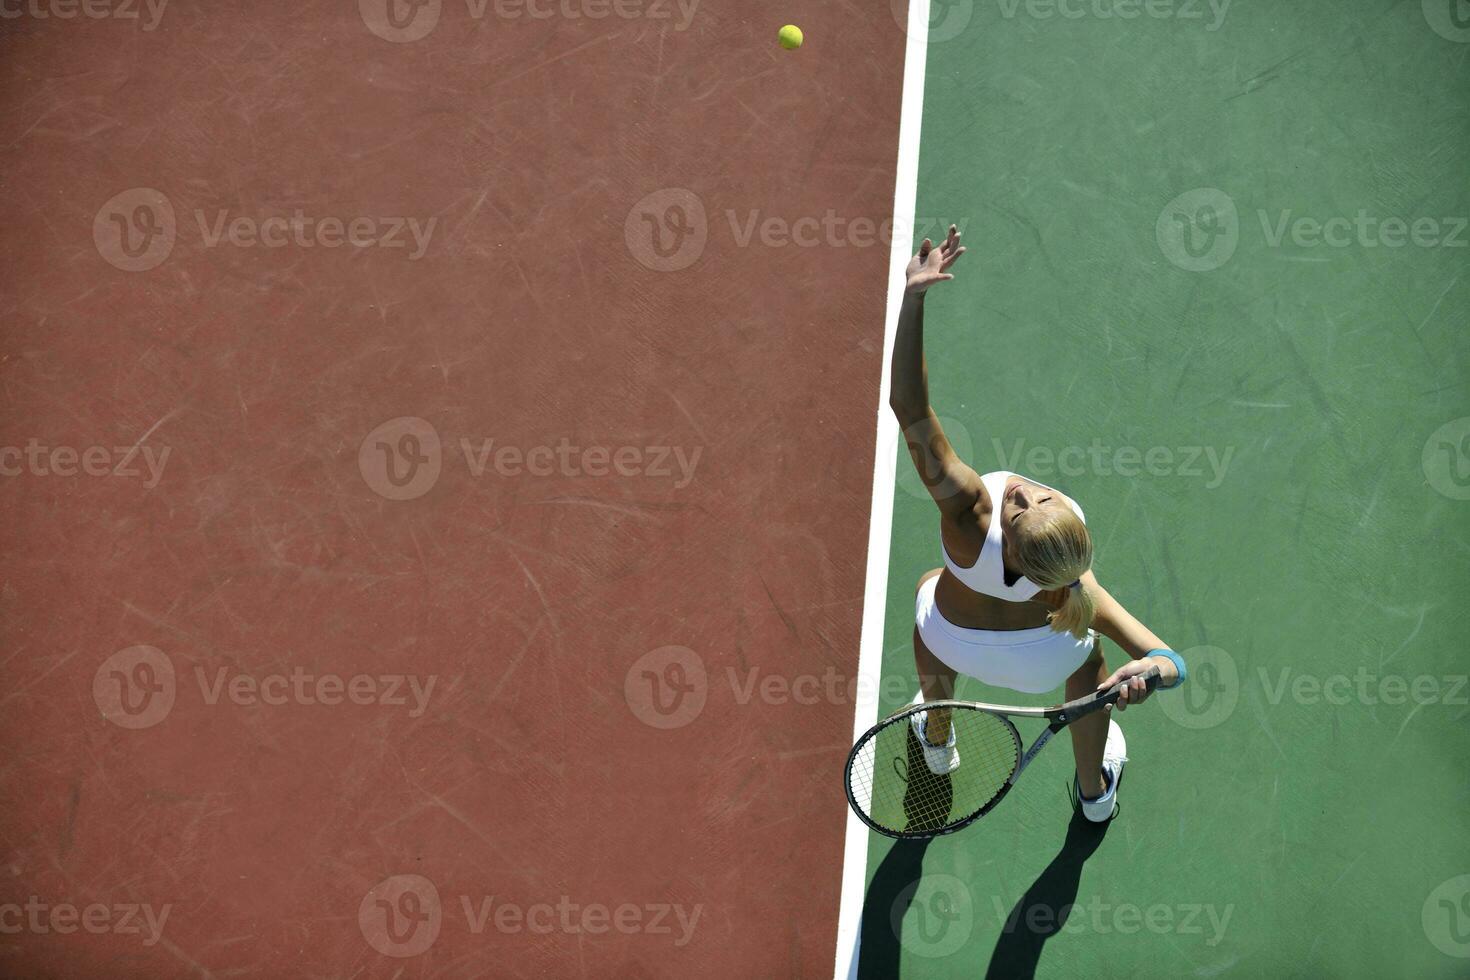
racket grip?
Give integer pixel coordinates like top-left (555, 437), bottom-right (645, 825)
top-left (1057, 666), bottom-right (1163, 722)
top-left (1124, 665), bottom-right (1164, 698)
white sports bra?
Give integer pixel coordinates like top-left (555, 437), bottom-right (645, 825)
top-left (940, 471), bottom-right (1086, 602)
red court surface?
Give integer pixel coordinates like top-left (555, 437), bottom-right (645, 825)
top-left (1, 3), bottom-right (906, 977)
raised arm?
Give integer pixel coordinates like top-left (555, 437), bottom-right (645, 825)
top-left (889, 226), bottom-right (981, 516)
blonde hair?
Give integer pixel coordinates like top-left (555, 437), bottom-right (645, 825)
top-left (1012, 508), bottom-right (1095, 639)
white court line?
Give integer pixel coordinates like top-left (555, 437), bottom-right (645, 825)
top-left (831, 2), bottom-right (930, 978)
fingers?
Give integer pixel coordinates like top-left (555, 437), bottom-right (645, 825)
top-left (918, 227), bottom-right (965, 271)
top-left (940, 225), bottom-right (965, 269)
top-left (1115, 675), bottom-right (1151, 712)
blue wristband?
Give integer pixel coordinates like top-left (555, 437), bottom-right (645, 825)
top-left (1149, 649), bottom-right (1187, 689)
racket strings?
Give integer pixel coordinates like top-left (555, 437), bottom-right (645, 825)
top-left (848, 706), bottom-right (1020, 836)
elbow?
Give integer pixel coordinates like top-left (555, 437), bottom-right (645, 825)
top-left (888, 394), bottom-right (922, 422)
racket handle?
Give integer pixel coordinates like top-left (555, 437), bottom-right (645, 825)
top-left (1055, 666), bottom-right (1163, 723)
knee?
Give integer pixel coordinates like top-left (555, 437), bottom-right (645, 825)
top-left (914, 567), bottom-right (943, 596)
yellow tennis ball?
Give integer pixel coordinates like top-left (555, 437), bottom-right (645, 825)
top-left (778, 24), bottom-right (803, 50)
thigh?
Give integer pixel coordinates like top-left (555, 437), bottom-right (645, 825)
top-left (1065, 634), bottom-right (1107, 697)
top-left (913, 626), bottom-right (957, 700)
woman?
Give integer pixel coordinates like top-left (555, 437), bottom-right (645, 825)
top-left (891, 225), bottom-right (1187, 823)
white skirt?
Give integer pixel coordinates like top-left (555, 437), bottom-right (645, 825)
top-left (915, 574), bottom-right (1096, 695)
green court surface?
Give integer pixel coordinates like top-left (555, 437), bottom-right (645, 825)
top-left (858, 3), bottom-right (1469, 978)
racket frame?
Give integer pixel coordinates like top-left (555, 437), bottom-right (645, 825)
top-left (843, 667), bottom-right (1161, 839)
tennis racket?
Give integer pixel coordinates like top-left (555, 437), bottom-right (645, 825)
top-left (844, 666), bottom-right (1161, 839)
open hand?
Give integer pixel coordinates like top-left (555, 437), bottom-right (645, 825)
top-left (905, 224), bottom-right (965, 295)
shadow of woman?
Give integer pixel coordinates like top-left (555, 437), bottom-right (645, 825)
top-left (857, 835), bottom-right (932, 980)
top-left (984, 807), bottom-right (1112, 980)
top-left (855, 727), bottom-right (952, 979)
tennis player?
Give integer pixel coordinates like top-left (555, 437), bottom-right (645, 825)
top-left (890, 225), bottom-right (1187, 822)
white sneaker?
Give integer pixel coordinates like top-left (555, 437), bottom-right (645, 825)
top-left (909, 700), bottom-right (960, 776)
top-left (1076, 718), bottom-right (1128, 822)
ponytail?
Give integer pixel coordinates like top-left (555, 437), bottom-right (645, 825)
top-left (1048, 580), bottom-right (1096, 640)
